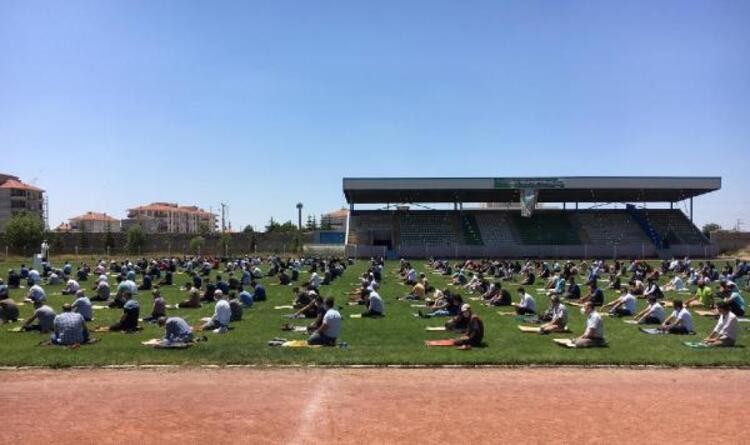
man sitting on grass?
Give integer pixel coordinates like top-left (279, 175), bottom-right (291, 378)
top-left (703, 301), bottom-right (739, 347)
top-left (26, 284), bottom-right (47, 305)
top-left (633, 295), bottom-right (665, 325)
top-left (0, 294), bottom-right (19, 324)
top-left (109, 293), bottom-right (140, 332)
top-left (158, 316), bottom-right (194, 344)
top-left (92, 279), bottom-right (110, 302)
top-left (61, 278), bottom-right (81, 296)
top-left (663, 274), bottom-right (685, 292)
top-left (580, 283), bottom-right (604, 306)
top-left (22, 300), bottom-right (56, 333)
top-left (51, 303), bottom-right (89, 346)
top-left (659, 299), bottom-right (694, 334)
top-left (229, 292), bottom-right (243, 322)
top-left (724, 283), bottom-right (746, 317)
top-left (402, 280), bottom-right (426, 301)
top-left (418, 293), bottom-right (462, 318)
top-left (142, 288), bottom-right (166, 323)
top-left (573, 301), bottom-right (606, 348)
top-left (454, 304), bottom-right (484, 347)
top-left (177, 287), bottom-right (202, 309)
top-left (601, 286), bottom-right (637, 317)
top-left (540, 296), bottom-right (568, 334)
top-left (71, 290), bottom-right (93, 322)
top-left (512, 287), bottom-right (536, 315)
top-left (308, 297), bottom-right (341, 346)
top-left (7, 269), bottom-right (20, 289)
top-left (685, 279), bottom-right (714, 308)
top-left (361, 288), bottom-right (384, 317)
top-left (480, 282), bottom-right (508, 306)
top-left (564, 277), bottom-right (581, 300)
top-left (202, 290), bottom-right (231, 333)
top-left (250, 281), bottom-right (266, 302)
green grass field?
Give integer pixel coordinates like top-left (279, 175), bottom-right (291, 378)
top-left (0, 257), bottom-right (748, 367)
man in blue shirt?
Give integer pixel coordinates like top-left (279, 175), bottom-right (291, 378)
top-left (158, 316), bottom-right (193, 344)
top-left (251, 281), bottom-right (266, 302)
top-left (72, 290), bottom-right (93, 321)
top-left (109, 293), bottom-right (140, 332)
top-left (51, 304), bottom-right (89, 346)
top-left (238, 286), bottom-right (253, 308)
top-left (215, 276), bottom-right (230, 295)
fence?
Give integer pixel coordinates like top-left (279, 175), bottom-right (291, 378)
top-left (346, 243), bottom-right (717, 259)
top-left (14, 232), bottom-right (315, 256)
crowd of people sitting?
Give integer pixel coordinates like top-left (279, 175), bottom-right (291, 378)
top-left (0, 254), bottom-right (352, 347)
top-left (421, 256), bottom-right (748, 348)
top-left (1, 254), bottom-right (747, 351)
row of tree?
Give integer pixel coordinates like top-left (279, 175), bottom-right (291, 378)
top-left (242, 216), bottom-right (333, 234)
top-left (1, 212), bottom-right (148, 255)
top-left (1, 212), bottom-right (305, 255)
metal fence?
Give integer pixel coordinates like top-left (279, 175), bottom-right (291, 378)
top-left (346, 243), bottom-right (717, 259)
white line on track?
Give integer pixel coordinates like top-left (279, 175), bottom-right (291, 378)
top-left (289, 373), bottom-right (332, 445)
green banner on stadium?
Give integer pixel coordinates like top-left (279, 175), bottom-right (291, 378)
top-left (493, 178), bottom-right (565, 189)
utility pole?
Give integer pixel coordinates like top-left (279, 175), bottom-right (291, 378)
top-left (736, 218), bottom-right (744, 232)
top-left (221, 203), bottom-right (227, 233)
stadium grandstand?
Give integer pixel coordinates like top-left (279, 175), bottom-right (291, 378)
top-left (342, 177), bottom-right (721, 259)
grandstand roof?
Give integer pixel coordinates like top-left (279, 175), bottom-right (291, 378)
top-left (343, 177), bottom-right (721, 204)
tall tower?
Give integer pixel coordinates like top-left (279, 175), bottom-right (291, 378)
top-left (296, 202), bottom-right (303, 230)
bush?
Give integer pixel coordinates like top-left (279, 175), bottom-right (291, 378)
top-left (3, 212), bottom-right (45, 254)
top-left (189, 236), bottom-right (205, 254)
top-left (126, 224), bottom-right (146, 254)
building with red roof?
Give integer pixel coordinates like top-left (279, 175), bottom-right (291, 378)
top-left (0, 173), bottom-right (46, 230)
top-left (123, 202), bottom-right (217, 234)
top-left (67, 211), bottom-right (121, 233)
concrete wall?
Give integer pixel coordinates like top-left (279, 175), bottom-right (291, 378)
top-left (13, 232), bottom-right (314, 256)
top-left (711, 231), bottom-right (750, 254)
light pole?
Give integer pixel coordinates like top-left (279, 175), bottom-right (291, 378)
top-left (296, 202), bottom-right (303, 231)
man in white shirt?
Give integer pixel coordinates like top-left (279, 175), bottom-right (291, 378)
top-left (634, 295), bottom-right (665, 325)
top-left (574, 302), bottom-right (606, 347)
top-left (704, 301), bottom-right (738, 347)
top-left (601, 287), bottom-right (637, 317)
top-left (540, 296), bottom-right (568, 334)
top-left (62, 279), bottom-right (81, 295)
top-left (309, 272), bottom-right (323, 290)
top-left (664, 275), bottom-right (685, 292)
top-left (362, 289), bottom-right (384, 317)
top-left (512, 287), bottom-right (536, 315)
top-left (660, 299), bottom-right (694, 334)
top-left (202, 290), bottom-right (231, 333)
top-left (308, 297), bottom-right (341, 346)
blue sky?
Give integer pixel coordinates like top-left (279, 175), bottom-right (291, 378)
top-left (2, 1), bottom-right (748, 231)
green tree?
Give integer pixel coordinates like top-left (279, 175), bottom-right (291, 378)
top-left (702, 222), bottom-right (721, 238)
top-left (78, 221), bottom-right (89, 251)
top-left (265, 217), bottom-right (280, 233)
top-left (197, 221), bottom-right (211, 236)
top-left (126, 224), bottom-right (146, 254)
top-left (189, 235), bottom-right (205, 254)
top-left (3, 212), bottom-right (45, 254)
top-left (48, 231), bottom-right (64, 252)
top-left (320, 216), bottom-right (333, 230)
top-left (305, 215), bottom-right (314, 231)
top-left (278, 220), bottom-right (298, 233)
top-left (104, 222), bottom-right (116, 252)
top-left (242, 224), bottom-right (255, 234)
top-left (221, 233), bottom-right (231, 256)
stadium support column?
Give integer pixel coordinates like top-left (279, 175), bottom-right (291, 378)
top-left (690, 196), bottom-right (693, 222)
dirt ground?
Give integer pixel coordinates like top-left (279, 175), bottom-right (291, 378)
top-left (2, 367), bottom-right (746, 444)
